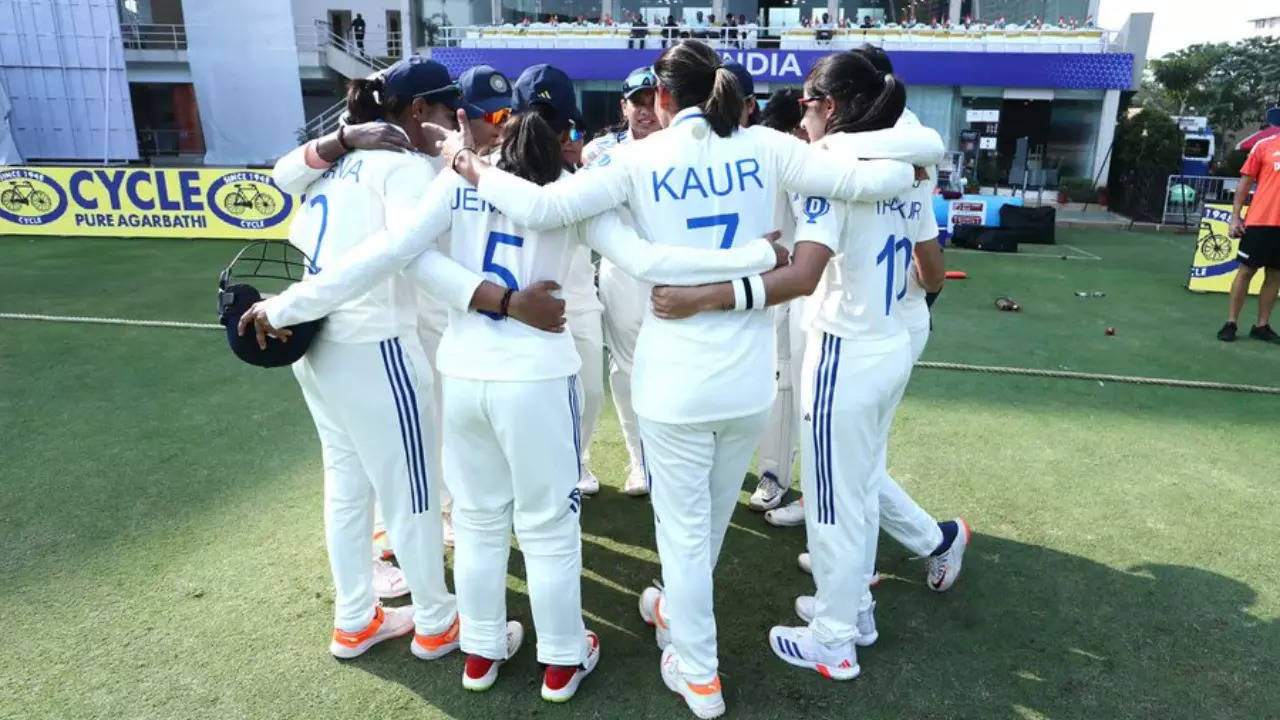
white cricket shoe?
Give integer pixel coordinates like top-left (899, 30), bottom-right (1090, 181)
top-left (793, 596), bottom-right (878, 647)
top-left (768, 625), bottom-right (860, 680)
top-left (541, 630), bottom-right (601, 702)
top-left (441, 512), bottom-right (455, 548)
top-left (411, 613), bottom-right (460, 660)
top-left (926, 517), bottom-right (971, 592)
top-left (623, 465), bottom-right (649, 496)
top-left (372, 558), bottom-right (409, 599)
top-left (660, 645), bottom-right (725, 719)
top-left (795, 553), bottom-right (880, 587)
top-left (577, 467), bottom-right (600, 496)
top-left (765, 498), bottom-right (805, 527)
top-left (748, 471), bottom-right (787, 511)
top-left (329, 605), bottom-right (415, 659)
top-left (462, 620), bottom-right (525, 692)
top-left (638, 585), bottom-right (672, 649)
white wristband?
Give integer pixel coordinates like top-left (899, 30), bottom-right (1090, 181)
top-left (746, 274), bottom-right (766, 309)
top-left (732, 278), bottom-right (748, 311)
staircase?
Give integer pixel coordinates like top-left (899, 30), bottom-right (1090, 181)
top-left (308, 23), bottom-right (392, 79)
top-left (303, 99), bottom-right (347, 139)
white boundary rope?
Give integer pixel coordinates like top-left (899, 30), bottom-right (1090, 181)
top-left (4, 312), bottom-right (1277, 395)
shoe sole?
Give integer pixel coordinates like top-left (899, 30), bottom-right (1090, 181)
top-left (764, 513), bottom-right (804, 528)
top-left (329, 624), bottom-right (414, 659)
top-left (748, 496), bottom-right (785, 512)
top-left (411, 639), bottom-right (459, 661)
top-left (463, 667), bottom-right (500, 692)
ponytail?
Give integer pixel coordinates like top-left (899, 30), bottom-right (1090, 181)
top-left (497, 104), bottom-right (564, 186)
top-left (702, 65), bottom-right (745, 137)
top-left (342, 75), bottom-right (414, 125)
top-left (344, 76), bottom-right (386, 124)
top-left (653, 40), bottom-right (742, 138)
top-left (806, 52), bottom-right (906, 137)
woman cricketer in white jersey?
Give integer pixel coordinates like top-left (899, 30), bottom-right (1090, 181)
top-left (579, 66), bottom-right (662, 495)
top-left (649, 50), bottom-right (941, 681)
top-left (244, 57), bottom-right (566, 662)
top-left (246, 62), bottom-right (787, 703)
top-left (442, 40), bottom-right (938, 719)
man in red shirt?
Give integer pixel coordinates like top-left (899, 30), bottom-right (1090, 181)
top-left (1219, 134), bottom-right (1280, 342)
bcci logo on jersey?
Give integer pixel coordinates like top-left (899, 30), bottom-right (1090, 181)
top-left (0, 169), bottom-right (68, 226)
top-left (206, 172), bottom-right (293, 230)
top-left (802, 196), bottom-right (831, 224)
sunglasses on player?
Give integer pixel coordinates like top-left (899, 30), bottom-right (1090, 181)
top-left (798, 94), bottom-right (827, 107)
top-left (483, 107), bottom-right (511, 125)
top-left (568, 120), bottom-right (583, 143)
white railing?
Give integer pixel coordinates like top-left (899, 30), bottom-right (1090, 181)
top-left (121, 23), bottom-right (187, 51)
top-left (298, 21), bottom-right (403, 62)
top-left (303, 100), bottom-right (347, 138)
top-left (430, 23), bottom-right (1117, 53)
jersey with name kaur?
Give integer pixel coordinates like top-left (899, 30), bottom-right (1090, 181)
top-left (794, 129), bottom-right (940, 354)
top-left (474, 107), bottom-right (926, 424)
top-left (284, 148), bottom-right (431, 344)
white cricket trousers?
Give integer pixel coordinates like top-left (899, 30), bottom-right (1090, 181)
top-left (801, 331), bottom-right (911, 646)
top-left (568, 309), bottom-right (604, 470)
top-left (441, 374), bottom-right (588, 666)
top-left (874, 326), bottom-right (944, 558)
top-left (756, 303), bottom-right (804, 485)
top-left (599, 260), bottom-right (647, 474)
top-left (639, 408), bottom-right (771, 682)
top-left (292, 334), bottom-right (455, 635)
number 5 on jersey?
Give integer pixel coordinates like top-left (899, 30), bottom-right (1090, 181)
top-left (479, 231), bottom-right (524, 320)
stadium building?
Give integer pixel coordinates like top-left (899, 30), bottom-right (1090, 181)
top-left (1, 0), bottom-right (1149, 191)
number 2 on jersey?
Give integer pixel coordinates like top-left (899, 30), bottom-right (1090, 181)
top-left (306, 194), bottom-right (328, 274)
top-left (875, 234), bottom-right (913, 316)
top-left (479, 231), bottom-right (524, 320)
top-left (686, 213), bottom-right (739, 248)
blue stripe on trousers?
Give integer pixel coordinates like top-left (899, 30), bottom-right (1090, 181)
top-left (821, 335), bottom-right (841, 525)
top-left (391, 338), bottom-right (428, 513)
top-left (378, 340), bottom-right (419, 513)
top-left (568, 375), bottom-right (582, 474)
top-left (811, 334), bottom-right (835, 525)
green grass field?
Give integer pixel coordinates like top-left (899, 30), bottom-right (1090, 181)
top-left (1, 228), bottom-right (1277, 720)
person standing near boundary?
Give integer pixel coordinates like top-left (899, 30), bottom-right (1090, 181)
top-left (1218, 130), bottom-right (1280, 344)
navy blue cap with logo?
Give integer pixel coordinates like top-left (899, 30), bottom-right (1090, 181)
top-left (512, 64), bottom-right (583, 131)
top-left (723, 61), bottom-right (754, 99)
top-left (458, 65), bottom-right (512, 119)
top-left (621, 66), bottom-right (657, 99)
top-left (381, 56), bottom-right (460, 109)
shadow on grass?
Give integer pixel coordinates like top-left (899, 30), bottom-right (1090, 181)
top-left (351, 485), bottom-right (1278, 719)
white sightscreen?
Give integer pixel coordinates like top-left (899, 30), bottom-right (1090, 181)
top-left (0, 0), bottom-right (138, 162)
top-left (182, 0), bottom-right (305, 166)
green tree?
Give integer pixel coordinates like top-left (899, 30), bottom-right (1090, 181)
top-left (1107, 108), bottom-right (1183, 221)
top-left (1148, 37), bottom-right (1280, 135)
top-left (1150, 43), bottom-right (1227, 115)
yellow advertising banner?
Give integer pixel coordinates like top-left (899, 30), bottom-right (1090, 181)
top-left (0, 166), bottom-right (297, 239)
top-left (1188, 204), bottom-right (1264, 295)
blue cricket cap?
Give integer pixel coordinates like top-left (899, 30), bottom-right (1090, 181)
top-left (723, 61), bottom-right (754, 99)
top-left (381, 56), bottom-right (459, 109)
top-left (512, 64), bottom-right (583, 130)
top-left (621, 66), bottom-right (657, 98)
top-left (458, 65), bottom-right (513, 119)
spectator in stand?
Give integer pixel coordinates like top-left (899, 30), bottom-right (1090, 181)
top-left (861, 14), bottom-right (875, 28)
top-left (351, 12), bottom-right (366, 54)
top-left (816, 12), bottom-right (834, 42)
top-left (727, 14), bottom-right (739, 47)
top-left (741, 14), bottom-right (756, 47)
top-left (629, 11), bottom-right (647, 48)
top-left (663, 15), bottom-right (677, 47)
top-left (1218, 130), bottom-right (1280, 344)
top-left (692, 10), bottom-right (707, 37)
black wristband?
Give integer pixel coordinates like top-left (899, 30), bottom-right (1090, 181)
top-left (499, 287), bottom-right (514, 318)
top-left (452, 147), bottom-right (477, 174)
top-left (336, 124), bottom-right (350, 152)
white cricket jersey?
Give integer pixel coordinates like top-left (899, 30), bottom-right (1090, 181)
top-left (474, 107), bottom-right (935, 423)
top-left (794, 129), bottom-right (942, 354)
top-left (280, 148), bottom-right (431, 344)
top-left (266, 165), bottom-right (779, 384)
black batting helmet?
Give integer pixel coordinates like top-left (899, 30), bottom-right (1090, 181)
top-left (216, 240), bottom-right (324, 368)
